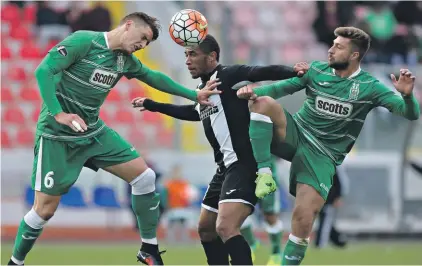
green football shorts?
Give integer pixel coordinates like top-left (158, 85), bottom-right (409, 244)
top-left (31, 126), bottom-right (140, 196)
top-left (270, 109), bottom-right (336, 201)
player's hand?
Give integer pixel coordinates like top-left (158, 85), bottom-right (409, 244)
top-left (54, 112), bottom-right (87, 133)
top-left (391, 69), bottom-right (415, 97)
top-left (197, 79), bottom-right (222, 106)
top-left (237, 83), bottom-right (258, 101)
top-left (293, 62), bottom-right (309, 77)
top-left (132, 97), bottom-right (147, 111)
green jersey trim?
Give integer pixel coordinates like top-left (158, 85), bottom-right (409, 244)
top-left (39, 124), bottom-right (106, 140)
top-left (306, 85), bottom-right (373, 104)
top-left (63, 70), bottom-right (110, 92)
top-left (56, 92), bottom-right (99, 110)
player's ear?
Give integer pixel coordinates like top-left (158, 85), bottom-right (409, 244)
top-left (351, 51), bottom-right (360, 61)
top-left (209, 51), bottom-right (217, 62)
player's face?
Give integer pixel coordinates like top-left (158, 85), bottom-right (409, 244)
top-left (121, 20), bottom-right (153, 54)
top-left (184, 46), bottom-right (209, 79)
top-left (328, 36), bottom-right (359, 70)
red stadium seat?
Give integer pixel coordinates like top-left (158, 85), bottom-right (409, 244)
top-left (142, 111), bottom-right (162, 125)
top-left (10, 25), bottom-right (31, 41)
top-left (43, 39), bottom-right (59, 55)
top-left (1, 87), bottom-right (14, 103)
top-left (23, 4), bottom-right (36, 23)
top-left (16, 128), bottom-right (35, 146)
top-left (19, 86), bottom-right (41, 103)
top-left (3, 106), bottom-right (26, 124)
top-left (128, 86), bottom-right (146, 101)
top-left (106, 89), bottom-right (122, 102)
top-left (1, 130), bottom-right (12, 148)
top-left (7, 66), bottom-right (27, 82)
top-left (20, 41), bottom-right (42, 59)
top-left (1, 44), bottom-right (12, 60)
top-left (114, 108), bottom-right (135, 124)
top-left (1, 3), bottom-right (21, 26)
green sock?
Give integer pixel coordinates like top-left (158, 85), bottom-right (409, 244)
top-left (281, 235), bottom-right (308, 265)
top-left (132, 192), bottom-right (160, 240)
top-left (269, 232), bottom-right (282, 254)
top-left (265, 220), bottom-right (283, 254)
top-left (240, 226), bottom-right (257, 247)
top-left (12, 209), bottom-right (46, 262)
top-left (249, 114), bottom-right (274, 170)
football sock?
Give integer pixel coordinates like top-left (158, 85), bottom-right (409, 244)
top-left (264, 220), bottom-right (283, 254)
top-left (282, 234), bottom-right (309, 265)
top-left (131, 192), bottom-right (160, 242)
top-left (225, 235), bottom-right (253, 265)
top-left (249, 113), bottom-right (274, 170)
top-left (11, 208), bottom-right (47, 263)
top-left (201, 237), bottom-right (229, 265)
top-left (240, 225), bottom-right (257, 247)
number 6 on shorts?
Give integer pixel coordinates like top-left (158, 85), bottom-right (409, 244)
top-left (30, 137), bottom-right (84, 196)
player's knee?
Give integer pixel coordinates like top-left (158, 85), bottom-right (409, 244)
top-left (130, 168), bottom-right (156, 195)
top-left (249, 96), bottom-right (278, 115)
top-left (292, 204), bottom-right (316, 231)
top-left (198, 221), bottom-right (218, 241)
top-left (33, 204), bottom-right (56, 220)
top-left (216, 217), bottom-right (239, 241)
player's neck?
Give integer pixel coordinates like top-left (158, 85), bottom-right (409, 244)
top-left (334, 64), bottom-right (361, 78)
top-left (105, 30), bottom-right (122, 51)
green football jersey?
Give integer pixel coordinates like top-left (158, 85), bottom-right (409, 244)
top-left (34, 30), bottom-right (197, 142)
top-left (255, 61), bottom-right (420, 165)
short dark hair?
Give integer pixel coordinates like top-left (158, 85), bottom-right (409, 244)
top-left (198, 34), bottom-right (220, 62)
top-left (334, 27), bottom-right (371, 61)
top-left (120, 12), bottom-right (161, 41)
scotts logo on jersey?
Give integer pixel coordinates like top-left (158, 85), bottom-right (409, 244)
top-left (315, 96), bottom-right (353, 118)
top-left (89, 69), bottom-right (118, 88)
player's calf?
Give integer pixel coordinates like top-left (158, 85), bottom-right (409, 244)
top-left (248, 97), bottom-right (286, 198)
top-left (9, 192), bottom-right (60, 265)
top-left (198, 208), bottom-right (229, 265)
top-left (217, 202), bottom-right (253, 265)
top-left (283, 184), bottom-right (325, 265)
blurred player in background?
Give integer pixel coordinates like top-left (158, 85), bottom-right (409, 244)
top-left (7, 12), bottom-right (220, 266)
top-left (133, 34), bottom-right (308, 265)
top-left (240, 156), bottom-right (284, 265)
top-left (314, 165), bottom-right (349, 249)
top-left (237, 26), bottom-right (420, 265)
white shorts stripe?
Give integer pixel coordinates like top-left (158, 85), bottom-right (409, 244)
top-left (35, 137), bottom-right (44, 191)
top-left (201, 203), bottom-right (218, 213)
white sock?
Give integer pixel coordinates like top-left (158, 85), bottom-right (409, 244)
top-left (142, 237), bottom-right (158, 245)
top-left (289, 234), bottom-right (309, 246)
top-left (11, 256), bottom-right (24, 265)
top-left (258, 167), bottom-right (272, 175)
top-left (264, 220), bottom-right (283, 234)
top-left (24, 208), bottom-right (47, 229)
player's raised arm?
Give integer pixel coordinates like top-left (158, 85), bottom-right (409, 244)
top-left (232, 62), bottom-right (309, 83)
top-left (34, 32), bottom-right (91, 116)
top-left (132, 97), bottom-right (200, 121)
top-left (372, 69), bottom-right (420, 121)
top-left (125, 56), bottom-right (221, 105)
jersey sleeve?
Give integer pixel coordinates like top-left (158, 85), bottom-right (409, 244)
top-left (125, 56), bottom-right (197, 102)
top-left (34, 31), bottom-right (92, 115)
top-left (371, 81), bottom-right (420, 120)
top-left (143, 99), bottom-right (200, 121)
top-left (227, 64), bottom-right (298, 84)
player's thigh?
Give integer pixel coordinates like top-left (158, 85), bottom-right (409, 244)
top-left (202, 167), bottom-right (225, 213)
top-left (31, 136), bottom-right (85, 196)
top-left (198, 207), bottom-right (219, 239)
top-left (289, 145), bottom-right (336, 202)
top-left (218, 162), bottom-right (257, 214)
top-left (87, 127), bottom-right (146, 182)
top-left (270, 108), bottom-right (300, 162)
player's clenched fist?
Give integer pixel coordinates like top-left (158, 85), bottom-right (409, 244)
top-left (131, 97), bottom-right (147, 111)
top-left (294, 62), bottom-right (309, 77)
top-left (54, 112), bottom-right (88, 133)
top-left (237, 83), bottom-right (258, 101)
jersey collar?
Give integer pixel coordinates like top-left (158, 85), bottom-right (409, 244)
top-left (103, 32), bottom-right (110, 49)
top-left (332, 66), bottom-right (361, 79)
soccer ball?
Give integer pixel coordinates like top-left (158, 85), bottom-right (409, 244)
top-left (169, 9), bottom-right (208, 47)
